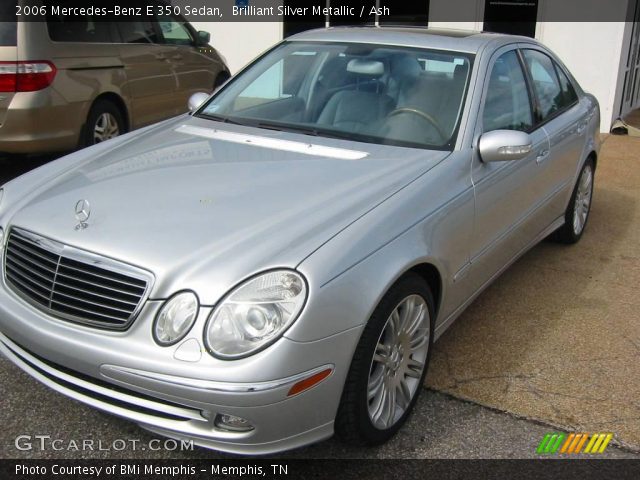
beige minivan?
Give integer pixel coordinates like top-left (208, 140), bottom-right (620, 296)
top-left (0, 10), bottom-right (229, 154)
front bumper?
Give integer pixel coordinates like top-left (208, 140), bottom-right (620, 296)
top-left (0, 273), bottom-right (362, 454)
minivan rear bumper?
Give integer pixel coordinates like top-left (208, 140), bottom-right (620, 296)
top-left (0, 89), bottom-right (86, 154)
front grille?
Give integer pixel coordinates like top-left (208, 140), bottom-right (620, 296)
top-left (3, 228), bottom-right (152, 330)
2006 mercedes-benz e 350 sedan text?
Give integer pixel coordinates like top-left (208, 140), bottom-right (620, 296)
top-left (0, 28), bottom-right (600, 454)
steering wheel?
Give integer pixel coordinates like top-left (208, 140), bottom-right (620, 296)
top-left (386, 108), bottom-right (448, 143)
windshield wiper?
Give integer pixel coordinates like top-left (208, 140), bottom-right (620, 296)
top-left (196, 116), bottom-right (361, 142)
top-left (195, 113), bottom-right (247, 126)
top-left (254, 121), bottom-right (319, 136)
top-left (253, 121), bottom-right (363, 141)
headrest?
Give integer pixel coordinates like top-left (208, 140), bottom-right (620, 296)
top-left (391, 55), bottom-right (421, 82)
top-left (347, 59), bottom-right (385, 76)
top-left (454, 63), bottom-right (469, 81)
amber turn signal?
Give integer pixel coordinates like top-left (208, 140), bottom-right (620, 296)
top-left (287, 368), bottom-right (333, 397)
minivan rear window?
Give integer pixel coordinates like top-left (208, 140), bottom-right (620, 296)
top-left (0, 22), bottom-right (17, 46)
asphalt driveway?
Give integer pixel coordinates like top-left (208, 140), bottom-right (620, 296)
top-left (0, 135), bottom-right (639, 459)
top-left (428, 134), bottom-right (640, 452)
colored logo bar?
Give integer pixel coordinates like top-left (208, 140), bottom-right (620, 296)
top-left (537, 433), bottom-right (613, 454)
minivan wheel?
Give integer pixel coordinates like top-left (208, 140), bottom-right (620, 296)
top-left (335, 273), bottom-right (434, 446)
top-left (550, 158), bottom-right (595, 244)
top-left (83, 100), bottom-right (126, 147)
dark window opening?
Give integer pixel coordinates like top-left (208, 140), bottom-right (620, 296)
top-left (379, 1), bottom-right (429, 26)
top-left (484, 0), bottom-right (538, 38)
top-left (283, 0), bottom-right (325, 38)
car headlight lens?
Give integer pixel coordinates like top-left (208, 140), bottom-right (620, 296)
top-left (153, 291), bottom-right (199, 346)
top-left (205, 270), bottom-right (307, 359)
top-left (0, 188), bottom-right (4, 207)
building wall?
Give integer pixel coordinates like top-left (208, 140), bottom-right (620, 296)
top-left (191, 22), bottom-right (283, 74)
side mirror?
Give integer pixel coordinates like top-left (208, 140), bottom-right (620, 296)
top-left (196, 30), bottom-right (211, 46)
top-left (188, 92), bottom-right (210, 112)
top-left (478, 130), bottom-right (533, 163)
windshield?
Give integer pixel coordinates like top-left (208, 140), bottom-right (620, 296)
top-left (198, 41), bottom-right (473, 150)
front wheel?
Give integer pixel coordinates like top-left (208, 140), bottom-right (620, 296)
top-left (550, 158), bottom-right (595, 244)
top-left (82, 99), bottom-right (126, 147)
top-left (335, 273), bottom-right (434, 446)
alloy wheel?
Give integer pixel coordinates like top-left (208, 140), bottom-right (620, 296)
top-left (93, 112), bottom-right (120, 143)
top-left (367, 294), bottom-right (430, 430)
top-left (573, 164), bottom-right (593, 235)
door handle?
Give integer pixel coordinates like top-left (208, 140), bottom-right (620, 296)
top-left (154, 53), bottom-right (167, 61)
top-left (171, 54), bottom-right (183, 60)
top-left (536, 149), bottom-right (550, 163)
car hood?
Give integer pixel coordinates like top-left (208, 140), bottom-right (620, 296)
top-left (6, 116), bottom-right (449, 302)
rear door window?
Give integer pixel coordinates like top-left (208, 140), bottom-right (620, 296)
top-left (116, 21), bottom-right (159, 44)
top-left (157, 18), bottom-right (193, 46)
top-left (47, 18), bottom-right (116, 43)
top-left (0, 22), bottom-right (17, 46)
top-left (555, 64), bottom-right (579, 107)
top-left (522, 49), bottom-right (565, 122)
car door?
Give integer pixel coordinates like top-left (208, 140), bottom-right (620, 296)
top-left (115, 18), bottom-right (178, 128)
top-left (155, 16), bottom-right (222, 113)
top-left (467, 46), bottom-right (551, 291)
top-left (520, 47), bottom-right (590, 220)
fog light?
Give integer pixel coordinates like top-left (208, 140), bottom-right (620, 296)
top-left (214, 413), bottom-right (254, 432)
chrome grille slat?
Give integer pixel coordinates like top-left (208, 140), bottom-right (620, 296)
top-left (6, 256), bottom-right (56, 284)
top-left (4, 267), bottom-right (52, 303)
top-left (52, 289), bottom-right (135, 315)
top-left (3, 228), bottom-right (152, 330)
top-left (5, 262), bottom-right (55, 293)
top-left (5, 247), bottom-right (58, 276)
top-left (53, 281), bottom-right (139, 306)
top-left (53, 273), bottom-right (143, 301)
top-left (57, 261), bottom-right (147, 291)
top-left (50, 298), bottom-right (129, 323)
top-left (7, 239), bottom-right (59, 266)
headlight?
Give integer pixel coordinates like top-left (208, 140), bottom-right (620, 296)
top-left (205, 270), bottom-right (307, 359)
top-left (0, 188), bottom-right (4, 207)
top-left (153, 291), bottom-right (199, 346)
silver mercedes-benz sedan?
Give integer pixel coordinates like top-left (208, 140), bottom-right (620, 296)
top-left (0, 27), bottom-right (600, 454)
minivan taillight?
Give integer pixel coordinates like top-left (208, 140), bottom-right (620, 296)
top-left (0, 61), bottom-right (57, 92)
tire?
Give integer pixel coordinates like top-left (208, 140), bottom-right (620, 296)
top-left (82, 99), bottom-right (126, 147)
top-left (335, 273), bottom-right (435, 446)
top-left (549, 158), bottom-right (595, 244)
top-left (214, 71), bottom-right (231, 90)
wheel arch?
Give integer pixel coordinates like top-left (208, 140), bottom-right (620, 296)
top-left (587, 150), bottom-right (597, 170)
top-left (89, 92), bottom-right (130, 132)
top-left (404, 263), bottom-right (443, 319)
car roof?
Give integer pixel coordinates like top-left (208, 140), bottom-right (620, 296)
top-left (287, 27), bottom-right (537, 54)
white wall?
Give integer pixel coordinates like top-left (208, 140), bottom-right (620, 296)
top-left (191, 22), bottom-right (283, 74)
